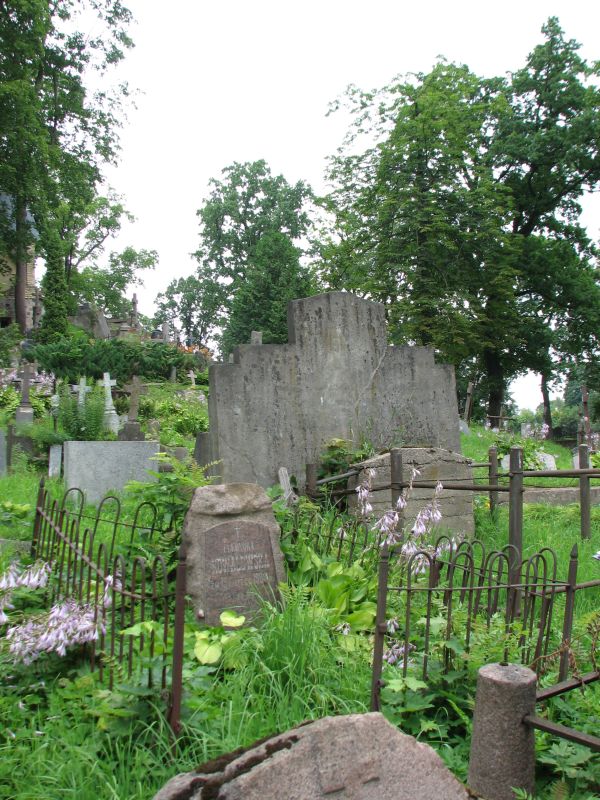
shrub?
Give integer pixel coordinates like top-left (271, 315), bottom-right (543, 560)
top-left (58, 386), bottom-right (108, 441)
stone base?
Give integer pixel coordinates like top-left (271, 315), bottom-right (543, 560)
top-left (118, 421), bottom-right (145, 441)
top-left (15, 407), bottom-right (34, 425)
top-left (348, 447), bottom-right (474, 536)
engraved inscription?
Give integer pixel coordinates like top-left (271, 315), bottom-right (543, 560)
top-left (198, 520), bottom-right (279, 625)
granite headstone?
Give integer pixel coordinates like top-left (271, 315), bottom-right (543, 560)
top-left (183, 483), bottom-right (285, 626)
top-left (48, 444), bottom-right (62, 478)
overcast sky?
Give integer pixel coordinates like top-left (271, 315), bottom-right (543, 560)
top-left (98, 0), bottom-right (600, 410)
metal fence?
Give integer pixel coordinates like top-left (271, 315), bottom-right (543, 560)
top-left (31, 479), bottom-right (174, 691)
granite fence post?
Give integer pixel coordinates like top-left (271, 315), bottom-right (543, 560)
top-left (468, 663), bottom-right (537, 800)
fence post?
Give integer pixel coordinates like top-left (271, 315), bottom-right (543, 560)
top-left (508, 446), bottom-right (524, 587)
top-left (305, 463), bottom-right (318, 500)
top-left (390, 447), bottom-right (403, 514)
top-left (464, 381), bottom-right (474, 423)
top-left (6, 422), bottom-right (13, 471)
top-left (559, 544), bottom-right (578, 682)
top-left (370, 544), bottom-right (390, 712)
top-left (488, 446), bottom-right (498, 518)
top-left (468, 663), bottom-right (537, 800)
top-left (578, 444), bottom-right (591, 541)
top-left (30, 478), bottom-right (46, 559)
top-left (168, 543), bottom-right (187, 736)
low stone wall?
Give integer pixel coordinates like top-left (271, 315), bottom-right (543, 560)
top-left (498, 486), bottom-right (600, 506)
top-left (347, 447), bottom-right (474, 537)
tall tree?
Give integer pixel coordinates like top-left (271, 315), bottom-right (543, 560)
top-left (191, 160), bottom-right (315, 349)
top-left (220, 231), bottom-right (316, 355)
top-left (0, 0), bottom-right (134, 331)
top-left (323, 19), bottom-right (600, 417)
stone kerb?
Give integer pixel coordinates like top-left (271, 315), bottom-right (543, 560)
top-left (152, 712), bottom-right (470, 800)
top-left (348, 447), bottom-right (474, 536)
top-left (183, 483), bottom-right (285, 626)
top-left (63, 440), bottom-right (160, 505)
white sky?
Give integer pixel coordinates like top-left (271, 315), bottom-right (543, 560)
top-left (97, 0), bottom-right (600, 411)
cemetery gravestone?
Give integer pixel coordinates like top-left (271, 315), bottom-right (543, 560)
top-left (207, 292), bottom-right (461, 489)
top-left (348, 448), bottom-right (474, 536)
top-left (15, 363), bottom-right (34, 425)
top-left (71, 377), bottom-right (91, 407)
top-left (48, 444), bottom-right (62, 478)
top-left (152, 712), bottom-right (469, 800)
top-left (118, 376), bottom-right (147, 441)
top-left (183, 483), bottom-right (285, 626)
top-left (187, 370), bottom-right (196, 386)
top-left (63, 441), bottom-right (160, 504)
top-left (99, 372), bottom-right (119, 435)
top-left (520, 423), bottom-right (533, 438)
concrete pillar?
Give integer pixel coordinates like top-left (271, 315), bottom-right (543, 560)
top-left (468, 663), bottom-right (536, 800)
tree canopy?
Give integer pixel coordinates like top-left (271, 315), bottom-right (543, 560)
top-left (322, 18), bottom-right (600, 418)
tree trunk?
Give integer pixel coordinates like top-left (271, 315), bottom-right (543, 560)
top-left (541, 373), bottom-right (553, 438)
top-left (483, 348), bottom-right (504, 423)
top-left (14, 195), bottom-right (28, 333)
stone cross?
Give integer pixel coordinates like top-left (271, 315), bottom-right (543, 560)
top-left (187, 369), bottom-right (196, 387)
top-left (131, 292), bottom-right (138, 327)
top-left (17, 362), bottom-right (32, 406)
top-left (71, 376), bottom-right (91, 407)
top-left (99, 372), bottom-right (119, 434)
top-left (123, 375), bottom-right (147, 422)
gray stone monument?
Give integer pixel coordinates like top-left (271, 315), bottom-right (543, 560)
top-left (250, 330), bottom-right (262, 345)
top-left (71, 376), bottom-right (91, 407)
top-left (182, 483), bottom-right (286, 626)
top-left (153, 712), bottom-right (470, 800)
top-left (348, 447), bottom-right (474, 536)
top-left (207, 292), bottom-right (461, 490)
top-left (162, 321), bottom-right (170, 342)
top-left (63, 440), bottom-right (160, 504)
top-left (118, 376), bottom-right (147, 441)
top-left (187, 369), bottom-right (196, 386)
top-left (15, 363), bottom-right (34, 425)
top-left (99, 372), bottom-right (119, 435)
top-left (48, 444), bottom-right (63, 478)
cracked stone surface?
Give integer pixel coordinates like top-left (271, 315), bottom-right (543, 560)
top-left (348, 447), bottom-right (474, 536)
top-left (152, 713), bottom-right (471, 800)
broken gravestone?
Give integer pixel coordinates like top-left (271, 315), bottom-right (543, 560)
top-left (152, 712), bottom-right (470, 800)
top-left (182, 484), bottom-right (285, 626)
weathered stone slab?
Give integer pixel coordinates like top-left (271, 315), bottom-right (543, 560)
top-left (208, 292), bottom-right (460, 489)
top-left (348, 448), bottom-right (474, 536)
top-left (48, 444), bottom-right (62, 478)
top-left (501, 451), bottom-right (556, 472)
top-left (14, 407), bottom-right (34, 425)
top-left (63, 441), bottom-right (160, 505)
top-left (152, 712), bottom-right (470, 800)
top-left (183, 483), bottom-right (285, 626)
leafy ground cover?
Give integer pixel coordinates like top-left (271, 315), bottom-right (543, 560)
top-left (0, 460), bottom-right (599, 799)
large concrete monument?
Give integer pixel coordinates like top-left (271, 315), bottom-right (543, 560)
top-left (204, 292), bottom-right (460, 489)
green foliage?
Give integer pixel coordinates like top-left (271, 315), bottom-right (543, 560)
top-left (57, 385), bottom-right (107, 441)
top-left (36, 229), bottom-right (69, 342)
top-left (493, 431), bottom-right (545, 470)
top-left (318, 437), bottom-right (375, 479)
top-left (124, 453), bottom-right (210, 554)
top-left (221, 231), bottom-right (316, 355)
top-left (0, 385), bottom-right (19, 416)
top-left (324, 19), bottom-right (600, 415)
top-left (189, 160), bottom-right (315, 355)
top-left (31, 338), bottom-right (195, 384)
top-left (0, 324), bottom-right (21, 368)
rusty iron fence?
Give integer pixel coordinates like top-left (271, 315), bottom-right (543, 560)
top-left (306, 444), bottom-right (600, 572)
top-left (369, 539), bottom-right (600, 712)
top-left (31, 479), bottom-right (174, 691)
